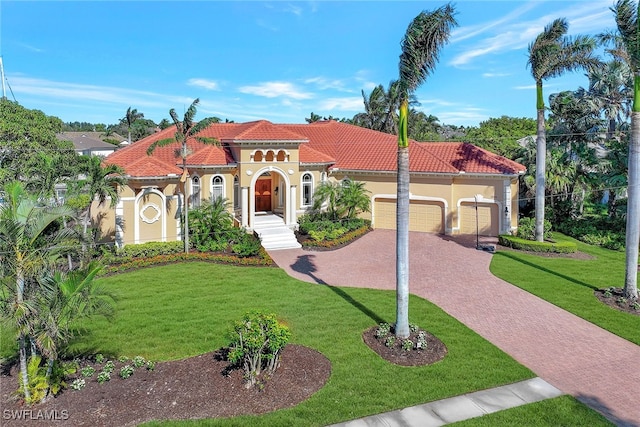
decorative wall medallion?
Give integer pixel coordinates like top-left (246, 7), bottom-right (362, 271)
top-left (288, 169), bottom-right (294, 175)
top-left (246, 170), bottom-right (253, 176)
top-left (140, 203), bottom-right (161, 224)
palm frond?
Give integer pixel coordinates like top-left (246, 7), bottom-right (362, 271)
top-left (613, 0), bottom-right (640, 70)
top-left (399, 3), bottom-right (457, 95)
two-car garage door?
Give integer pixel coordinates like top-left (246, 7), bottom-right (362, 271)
top-left (374, 198), bottom-right (444, 233)
top-left (374, 198), bottom-right (499, 236)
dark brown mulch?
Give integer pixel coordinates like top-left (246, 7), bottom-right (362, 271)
top-left (594, 288), bottom-right (640, 317)
top-left (0, 344), bottom-right (331, 427)
top-left (362, 325), bottom-right (448, 367)
top-left (496, 245), bottom-right (595, 260)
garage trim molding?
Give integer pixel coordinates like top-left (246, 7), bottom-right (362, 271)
top-left (454, 197), bottom-right (503, 235)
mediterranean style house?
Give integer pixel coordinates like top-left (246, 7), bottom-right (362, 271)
top-left (96, 120), bottom-right (525, 248)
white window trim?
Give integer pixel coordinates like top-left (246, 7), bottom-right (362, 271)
top-left (301, 172), bottom-right (314, 207)
top-left (211, 174), bottom-right (226, 200)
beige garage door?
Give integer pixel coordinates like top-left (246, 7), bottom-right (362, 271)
top-left (374, 199), bottom-right (444, 233)
top-left (459, 203), bottom-right (499, 236)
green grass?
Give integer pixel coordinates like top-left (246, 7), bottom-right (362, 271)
top-left (450, 396), bottom-right (613, 426)
top-left (1, 260), bottom-right (611, 426)
top-left (60, 262), bottom-right (533, 426)
top-left (490, 232), bottom-right (640, 346)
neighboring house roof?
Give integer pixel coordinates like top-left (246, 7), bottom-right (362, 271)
top-left (104, 120), bottom-right (525, 178)
top-left (56, 132), bottom-right (119, 154)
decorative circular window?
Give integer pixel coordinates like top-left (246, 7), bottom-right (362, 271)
top-left (140, 203), bottom-right (161, 224)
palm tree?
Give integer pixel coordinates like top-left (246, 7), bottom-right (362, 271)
top-left (0, 181), bottom-right (77, 402)
top-left (395, 4), bottom-right (457, 339)
top-left (124, 107), bottom-right (143, 144)
top-left (312, 180), bottom-right (342, 220)
top-left (146, 98), bottom-right (219, 253)
top-left (32, 261), bottom-right (113, 400)
top-left (587, 60), bottom-right (632, 139)
top-left (527, 18), bottom-right (599, 241)
top-left (305, 112), bottom-right (323, 123)
top-left (338, 180), bottom-right (371, 219)
top-left (612, 0), bottom-right (640, 299)
top-left (75, 155), bottom-right (127, 261)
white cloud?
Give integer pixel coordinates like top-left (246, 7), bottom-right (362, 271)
top-left (304, 76), bottom-right (348, 91)
top-left (514, 84), bottom-right (536, 90)
top-left (18, 42), bottom-right (43, 53)
top-left (187, 78), bottom-right (220, 91)
top-left (9, 75), bottom-right (193, 110)
top-left (450, 1), bottom-right (615, 68)
top-left (317, 97), bottom-right (363, 111)
top-left (238, 81), bottom-right (313, 99)
top-left (483, 72), bottom-right (511, 78)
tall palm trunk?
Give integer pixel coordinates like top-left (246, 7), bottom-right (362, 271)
top-left (182, 146), bottom-right (190, 254)
top-left (624, 75), bottom-right (640, 299)
top-left (396, 100), bottom-right (410, 339)
top-left (535, 82), bottom-right (547, 242)
top-left (16, 268), bottom-right (31, 401)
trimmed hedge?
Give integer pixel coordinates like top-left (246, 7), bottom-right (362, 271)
top-left (498, 234), bottom-right (577, 254)
top-left (103, 248), bottom-right (274, 275)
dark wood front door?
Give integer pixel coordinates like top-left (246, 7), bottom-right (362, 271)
top-left (255, 179), bottom-right (272, 212)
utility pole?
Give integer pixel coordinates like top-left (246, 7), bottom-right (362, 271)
top-left (0, 56), bottom-right (6, 99)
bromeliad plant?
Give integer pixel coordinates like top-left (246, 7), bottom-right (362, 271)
top-left (226, 311), bottom-right (291, 388)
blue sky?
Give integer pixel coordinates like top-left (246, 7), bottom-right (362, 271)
top-left (1, 1), bottom-right (617, 128)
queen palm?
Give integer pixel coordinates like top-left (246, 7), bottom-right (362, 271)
top-left (395, 4), bottom-right (457, 339)
top-left (0, 181), bottom-right (77, 402)
top-left (146, 98), bottom-right (219, 253)
top-left (124, 107), bottom-right (143, 144)
top-left (32, 261), bottom-right (113, 400)
top-left (75, 155), bottom-right (127, 261)
top-left (612, 0), bottom-right (640, 299)
top-left (527, 18), bottom-right (599, 242)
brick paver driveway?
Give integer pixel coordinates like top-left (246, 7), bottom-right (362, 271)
top-left (269, 229), bottom-right (640, 427)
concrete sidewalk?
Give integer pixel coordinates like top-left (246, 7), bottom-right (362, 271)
top-left (268, 230), bottom-right (640, 426)
top-left (329, 377), bottom-right (563, 427)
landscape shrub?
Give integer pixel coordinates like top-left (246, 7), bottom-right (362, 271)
top-left (103, 249), bottom-right (273, 275)
top-left (226, 311), bottom-right (291, 388)
top-left (302, 224), bottom-right (371, 248)
top-left (498, 235), bottom-right (577, 253)
top-left (516, 217), bottom-right (552, 241)
top-left (554, 215), bottom-right (625, 251)
top-left (230, 230), bottom-right (263, 257)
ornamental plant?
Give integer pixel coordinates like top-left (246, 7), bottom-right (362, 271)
top-left (226, 311), bottom-right (291, 388)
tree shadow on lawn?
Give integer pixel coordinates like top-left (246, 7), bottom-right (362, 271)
top-left (494, 251), bottom-right (598, 291)
top-left (290, 254), bottom-right (386, 325)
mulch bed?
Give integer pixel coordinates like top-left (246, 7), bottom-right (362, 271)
top-left (295, 228), bottom-right (372, 252)
top-left (362, 326), bottom-right (448, 367)
top-left (0, 344), bottom-right (331, 426)
top-left (496, 245), bottom-right (595, 260)
top-left (594, 287), bottom-right (640, 317)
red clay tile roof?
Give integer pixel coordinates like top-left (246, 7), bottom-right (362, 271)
top-left (420, 142), bottom-right (526, 174)
top-left (104, 119), bottom-right (525, 178)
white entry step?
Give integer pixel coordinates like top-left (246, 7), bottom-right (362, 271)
top-left (253, 214), bottom-right (301, 251)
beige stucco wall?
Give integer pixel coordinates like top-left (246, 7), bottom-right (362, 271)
top-left (96, 140), bottom-right (522, 245)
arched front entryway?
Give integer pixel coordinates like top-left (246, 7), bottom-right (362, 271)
top-left (248, 167), bottom-right (293, 229)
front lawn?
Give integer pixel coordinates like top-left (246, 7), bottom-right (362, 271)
top-left (451, 395), bottom-right (612, 426)
top-left (491, 233), bottom-right (640, 346)
top-left (62, 262), bottom-right (534, 425)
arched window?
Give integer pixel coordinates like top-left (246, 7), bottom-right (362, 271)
top-left (302, 173), bottom-right (313, 207)
top-left (191, 175), bottom-right (201, 207)
top-left (211, 175), bottom-right (225, 201)
top-left (233, 175), bottom-right (240, 209)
